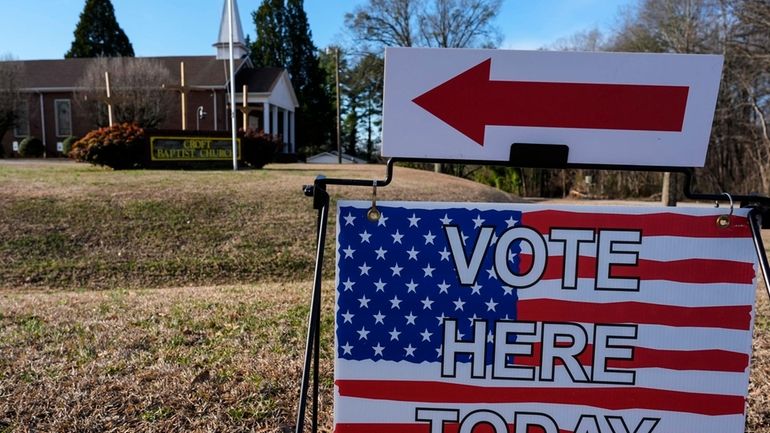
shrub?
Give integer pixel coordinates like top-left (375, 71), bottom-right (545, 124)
top-left (62, 135), bottom-right (78, 156)
top-left (71, 123), bottom-right (145, 169)
top-left (19, 136), bottom-right (44, 157)
top-left (239, 128), bottom-right (284, 169)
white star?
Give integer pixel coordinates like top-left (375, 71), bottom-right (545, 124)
top-left (342, 342), bottom-right (353, 355)
top-left (504, 314), bottom-right (511, 320)
top-left (389, 327), bottom-right (401, 341)
top-left (405, 279), bottom-right (418, 293)
top-left (472, 214), bottom-right (485, 228)
top-left (486, 267), bottom-right (497, 280)
top-left (390, 295), bottom-right (402, 309)
top-left (439, 214), bottom-right (452, 225)
top-left (343, 245), bottom-right (355, 259)
top-left (373, 311), bottom-right (386, 324)
top-left (374, 246), bottom-right (388, 260)
top-left (359, 230), bottom-right (371, 243)
top-left (439, 247), bottom-right (451, 261)
top-left (437, 280), bottom-right (450, 293)
top-left (468, 314), bottom-right (480, 326)
top-left (342, 310), bottom-right (354, 323)
top-left (502, 286), bottom-right (514, 295)
top-left (487, 331), bottom-right (495, 343)
top-left (405, 311), bottom-right (417, 325)
top-left (374, 279), bottom-right (386, 292)
top-left (491, 232), bottom-right (498, 245)
top-left (420, 329), bottom-right (433, 342)
top-left (391, 229), bottom-right (404, 244)
top-left (358, 295), bottom-right (370, 308)
top-left (505, 215), bottom-right (518, 228)
top-left (436, 345), bottom-right (443, 358)
top-left (343, 213), bottom-right (356, 226)
top-left (377, 213), bottom-right (388, 227)
top-left (373, 342), bottom-right (385, 356)
top-left (422, 263), bottom-right (435, 277)
top-left (406, 247), bottom-right (420, 260)
top-left (485, 297), bottom-right (498, 312)
top-left (404, 344), bottom-right (416, 357)
top-left (357, 326), bottom-right (370, 340)
top-left (390, 262), bottom-right (403, 276)
top-left (423, 231), bottom-right (436, 245)
top-left (461, 232), bottom-right (469, 245)
top-left (509, 250), bottom-right (518, 263)
top-left (421, 296), bottom-right (434, 310)
top-left (342, 278), bottom-right (355, 291)
top-left (408, 213), bottom-right (421, 227)
top-left (453, 297), bottom-right (466, 311)
top-left (436, 312), bottom-right (447, 325)
top-left (359, 262), bottom-right (371, 276)
top-left (470, 283), bottom-right (482, 295)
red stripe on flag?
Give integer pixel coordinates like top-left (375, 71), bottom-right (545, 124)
top-left (517, 254), bottom-right (756, 285)
top-left (517, 299), bottom-right (752, 330)
top-left (515, 344), bottom-right (749, 372)
top-left (334, 423), bottom-right (574, 433)
top-left (521, 211), bottom-right (751, 238)
top-left (335, 380), bottom-right (745, 416)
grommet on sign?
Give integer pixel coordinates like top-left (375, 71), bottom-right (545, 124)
top-left (367, 181), bottom-right (381, 222)
top-left (715, 192), bottom-right (734, 228)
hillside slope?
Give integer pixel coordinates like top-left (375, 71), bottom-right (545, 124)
top-left (0, 161), bottom-right (513, 290)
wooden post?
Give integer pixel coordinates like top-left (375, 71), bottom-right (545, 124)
top-left (105, 71), bottom-right (114, 127)
top-left (180, 62), bottom-right (187, 131)
top-left (242, 84), bottom-right (248, 128)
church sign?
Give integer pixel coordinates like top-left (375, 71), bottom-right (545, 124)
top-left (150, 136), bottom-right (241, 162)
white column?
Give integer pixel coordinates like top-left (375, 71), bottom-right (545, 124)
top-left (263, 102), bottom-right (270, 134)
top-left (272, 105), bottom-right (278, 140)
top-left (290, 111), bottom-right (296, 153)
top-left (283, 109), bottom-right (289, 153)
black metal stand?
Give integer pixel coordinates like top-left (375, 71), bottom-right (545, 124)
top-left (293, 146), bottom-right (770, 433)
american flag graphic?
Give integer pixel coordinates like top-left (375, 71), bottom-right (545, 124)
top-left (334, 201), bottom-right (758, 433)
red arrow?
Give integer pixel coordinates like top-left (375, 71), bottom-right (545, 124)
top-left (412, 58), bottom-right (690, 146)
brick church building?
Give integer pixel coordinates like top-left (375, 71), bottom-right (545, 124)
top-left (1, 0), bottom-right (298, 157)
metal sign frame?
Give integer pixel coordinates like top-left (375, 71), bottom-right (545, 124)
top-left (293, 144), bottom-right (770, 433)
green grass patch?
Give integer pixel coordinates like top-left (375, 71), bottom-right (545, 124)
top-left (0, 160), bottom-right (513, 290)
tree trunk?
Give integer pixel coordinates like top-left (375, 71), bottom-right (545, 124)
top-left (661, 172), bottom-right (678, 206)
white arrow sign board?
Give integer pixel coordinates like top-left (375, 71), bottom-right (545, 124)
top-left (381, 47), bottom-right (723, 167)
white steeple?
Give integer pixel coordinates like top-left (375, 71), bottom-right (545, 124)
top-left (214, 0), bottom-right (248, 60)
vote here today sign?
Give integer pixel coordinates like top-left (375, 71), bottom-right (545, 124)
top-left (334, 201), bottom-right (758, 433)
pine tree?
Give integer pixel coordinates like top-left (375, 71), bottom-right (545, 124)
top-left (249, 0), bottom-right (333, 152)
top-left (285, 0), bottom-right (334, 151)
top-left (65, 0), bottom-right (134, 58)
top-left (250, 0), bottom-right (287, 68)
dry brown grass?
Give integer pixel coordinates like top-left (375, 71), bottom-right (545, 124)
top-left (0, 282), bottom-right (334, 432)
top-left (1, 282), bottom-right (769, 432)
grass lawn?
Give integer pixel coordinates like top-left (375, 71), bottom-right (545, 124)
top-left (0, 160), bottom-right (511, 290)
top-left (1, 160), bottom-right (769, 432)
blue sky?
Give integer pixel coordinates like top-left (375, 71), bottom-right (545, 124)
top-left (0, 0), bottom-right (635, 60)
